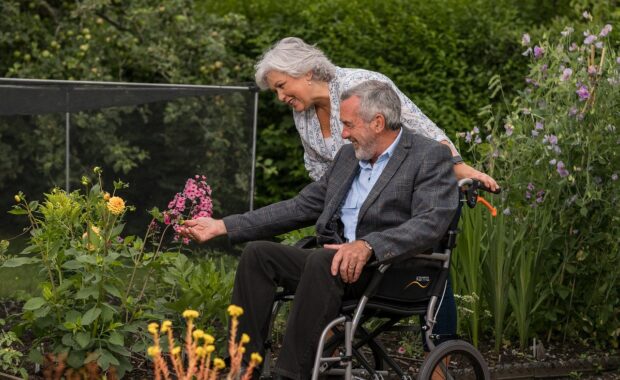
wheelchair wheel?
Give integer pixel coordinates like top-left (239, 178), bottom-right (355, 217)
top-left (417, 340), bottom-right (490, 380)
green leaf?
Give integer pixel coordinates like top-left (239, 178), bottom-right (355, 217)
top-left (107, 343), bottom-right (131, 357)
top-left (97, 349), bottom-right (120, 370)
top-left (108, 331), bottom-right (124, 346)
top-left (23, 297), bottom-right (46, 311)
top-left (82, 307), bottom-right (101, 326)
top-left (7, 208), bottom-right (28, 215)
top-left (103, 283), bottom-right (122, 298)
top-left (62, 260), bottom-right (84, 270)
top-left (2, 256), bottom-right (40, 267)
top-left (75, 331), bottom-right (91, 349)
top-left (76, 255), bottom-right (98, 265)
top-left (75, 286), bottom-right (99, 300)
top-left (28, 348), bottom-right (44, 364)
top-left (67, 350), bottom-right (85, 368)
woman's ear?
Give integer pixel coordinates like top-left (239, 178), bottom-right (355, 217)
top-left (305, 71), bottom-right (313, 81)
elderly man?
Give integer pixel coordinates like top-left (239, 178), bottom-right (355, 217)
top-left (181, 80), bottom-right (458, 379)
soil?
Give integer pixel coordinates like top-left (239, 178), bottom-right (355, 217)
top-left (2, 299), bottom-right (619, 379)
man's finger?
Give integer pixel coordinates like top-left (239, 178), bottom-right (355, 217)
top-left (323, 243), bottom-right (343, 250)
top-left (331, 250), bottom-right (343, 276)
top-left (183, 219), bottom-right (199, 227)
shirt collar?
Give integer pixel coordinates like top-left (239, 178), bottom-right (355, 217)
top-left (359, 128), bottom-right (403, 168)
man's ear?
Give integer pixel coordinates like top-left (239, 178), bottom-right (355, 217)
top-left (374, 114), bottom-right (386, 132)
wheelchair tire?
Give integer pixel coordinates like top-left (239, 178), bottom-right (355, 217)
top-left (417, 340), bottom-right (490, 380)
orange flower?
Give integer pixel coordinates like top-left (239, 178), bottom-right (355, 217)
top-left (107, 196), bottom-right (125, 215)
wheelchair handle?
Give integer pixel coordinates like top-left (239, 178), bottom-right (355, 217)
top-left (458, 178), bottom-right (501, 216)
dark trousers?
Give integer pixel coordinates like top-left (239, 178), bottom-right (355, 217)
top-left (231, 241), bottom-right (373, 380)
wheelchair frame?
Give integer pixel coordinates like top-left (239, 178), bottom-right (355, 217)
top-left (261, 179), bottom-right (496, 380)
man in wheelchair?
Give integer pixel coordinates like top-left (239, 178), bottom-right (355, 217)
top-left (181, 80), bottom-right (459, 379)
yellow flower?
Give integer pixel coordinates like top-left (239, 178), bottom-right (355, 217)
top-left (213, 358), bottom-right (226, 369)
top-left (14, 195), bottom-right (20, 203)
top-left (239, 346), bottom-right (246, 354)
top-left (204, 334), bottom-right (215, 345)
top-left (193, 329), bottom-right (205, 341)
top-left (205, 345), bottom-right (215, 353)
top-left (241, 333), bottom-right (250, 344)
top-left (182, 309), bottom-right (199, 320)
top-left (196, 346), bottom-right (206, 358)
top-left (251, 353), bottom-right (263, 365)
top-left (103, 192), bottom-right (111, 201)
top-left (171, 346), bottom-right (181, 356)
top-left (107, 196), bottom-right (125, 215)
top-left (160, 320), bottom-right (172, 333)
top-left (227, 305), bottom-right (244, 318)
top-left (147, 346), bottom-right (161, 357)
top-left (93, 166), bottom-right (102, 174)
top-left (148, 322), bottom-right (159, 335)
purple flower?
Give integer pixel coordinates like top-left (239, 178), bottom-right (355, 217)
top-left (472, 126), bottom-right (480, 134)
top-left (504, 123), bottom-right (514, 136)
top-left (548, 134), bottom-right (558, 145)
top-left (561, 68), bottom-right (573, 81)
top-left (568, 107), bottom-right (578, 116)
top-left (612, 173), bottom-right (619, 181)
top-left (576, 85), bottom-right (590, 101)
top-left (527, 182), bottom-right (535, 191)
top-left (525, 191), bottom-right (532, 199)
top-left (541, 64), bottom-right (548, 72)
top-left (617, 57), bottom-right (620, 65)
top-left (474, 136), bottom-right (482, 144)
top-left (584, 34), bottom-right (597, 45)
top-left (599, 24), bottom-right (613, 37)
top-left (549, 158), bottom-right (557, 165)
top-left (521, 33), bottom-right (531, 46)
top-left (465, 131), bottom-right (472, 143)
top-left (533, 45), bottom-right (544, 58)
top-left (569, 43), bottom-right (578, 52)
top-left (556, 161), bottom-right (569, 177)
top-left (535, 122), bottom-right (544, 130)
top-left (595, 41), bottom-right (604, 49)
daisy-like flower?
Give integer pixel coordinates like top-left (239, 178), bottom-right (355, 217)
top-left (182, 309), bottom-right (199, 320)
top-left (160, 320), bottom-right (172, 333)
top-left (148, 322), bottom-right (159, 335)
top-left (213, 358), bottom-right (226, 369)
top-left (227, 304), bottom-right (244, 318)
top-left (107, 196), bottom-right (125, 215)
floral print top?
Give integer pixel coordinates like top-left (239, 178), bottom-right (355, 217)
top-left (293, 67), bottom-right (458, 180)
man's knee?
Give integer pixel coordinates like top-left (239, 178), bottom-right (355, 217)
top-left (303, 249), bottom-right (335, 272)
top-left (239, 241), bottom-right (274, 266)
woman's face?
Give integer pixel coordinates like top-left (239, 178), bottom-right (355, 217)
top-left (266, 71), bottom-right (313, 112)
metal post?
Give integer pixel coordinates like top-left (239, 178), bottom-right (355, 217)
top-left (249, 89), bottom-right (259, 211)
top-left (65, 111), bottom-right (70, 192)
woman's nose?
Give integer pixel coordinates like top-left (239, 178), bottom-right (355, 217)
top-left (276, 89), bottom-right (286, 103)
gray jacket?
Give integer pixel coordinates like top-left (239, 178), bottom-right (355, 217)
top-left (223, 129), bottom-right (458, 263)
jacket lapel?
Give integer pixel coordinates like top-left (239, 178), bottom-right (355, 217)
top-left (357, 130), bottom-right (413, 222)
top-left (325, 153), bottom-right (360, 218)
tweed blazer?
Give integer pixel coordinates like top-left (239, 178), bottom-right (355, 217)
top-left (223, 129), bottom-right (458, 263)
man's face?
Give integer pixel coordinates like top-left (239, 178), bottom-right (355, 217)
top-left (340, 96), bottom-right (377, 161)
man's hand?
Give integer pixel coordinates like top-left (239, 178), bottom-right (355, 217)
top-left (179, 217), bottom-right (227, 243)
top-left (325, 240), bottom-right (373, 284)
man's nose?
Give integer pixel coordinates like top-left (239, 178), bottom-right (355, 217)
top-left (341, 128), bottom-right (349, 139)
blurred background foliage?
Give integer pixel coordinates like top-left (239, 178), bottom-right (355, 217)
top-left (1, 0), bottom-right (619, 356)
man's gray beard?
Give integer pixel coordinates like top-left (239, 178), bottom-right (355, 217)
top-left (354, 142), bottom-right (375, 161)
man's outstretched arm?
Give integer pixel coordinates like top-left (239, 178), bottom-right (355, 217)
top-left (179, 217), bottom-right (227, 243)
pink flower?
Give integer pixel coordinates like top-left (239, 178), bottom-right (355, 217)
top-left (584, 34), bottom-right (597, 45)
top-left (521, 33), bottom-right (531, 46)
top-left (599, 24), bottom-right (612, 37)
top-left (397, 346), bottom-right (406, 355)
top-left (556, 161), bottom-right (569, 177)
top-left (588, 65), bottom-right (597, 75)
top-left (560, 68), bottom-right (572, 81)
top-left (533, 45), bottom-right (544, 58)
top-left (576, 85), bottom-right (590, 101)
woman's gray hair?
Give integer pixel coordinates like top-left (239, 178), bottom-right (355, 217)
top-left (254, 37), bottom-right (337, 89)
top-left (341, 80), bottom-right (402, 131)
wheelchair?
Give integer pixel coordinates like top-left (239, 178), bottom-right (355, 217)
top-left (261, 178), bottom-right (499, 380)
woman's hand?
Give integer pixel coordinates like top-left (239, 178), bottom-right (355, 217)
top-left (454, 163), bottom-right (499, 192)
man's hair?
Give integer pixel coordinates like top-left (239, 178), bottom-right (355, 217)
top-left (254, 37), bottom-right (337, 89)
top-left (341, 80), bottom-right (402, 131)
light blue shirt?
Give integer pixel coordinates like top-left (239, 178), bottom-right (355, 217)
top-left (341, 129), bottom-right (403, 242)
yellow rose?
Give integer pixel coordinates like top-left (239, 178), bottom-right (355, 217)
top-left (107, 196), bottom-right (125, 215)
top-left (182, 309), bottom-right (199, 320)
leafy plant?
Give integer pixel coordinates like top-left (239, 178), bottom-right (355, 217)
top-left (0, 318), bottom-right (27, 378)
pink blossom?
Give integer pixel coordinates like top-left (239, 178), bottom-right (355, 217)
top-left (576, 85), bottom-right (590, 101)
top-left (561, 68), bottom-right (572, 81)
top-left (569, 43), bottom-right (578, 52)
top-left (556, 161), bottom-right (569, 177)
top-left (521, 33), bottom-right (530, 46)
top-left (397, 346), bottom-right (406, 355)
top-left (599, 24), bottom-right (612, 37)
top-left (533, 45), bottom-right (544, 58)
top-left (588, 65), bottom-right (597, 75)
top-left (584, 34), bottom-right (597, 45)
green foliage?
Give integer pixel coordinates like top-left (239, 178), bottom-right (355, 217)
top-left (160, 252), bottom-right (236, 347)
top-left (2, 170), bottom-right (176, 376)
top-left (455, 12), bottom-right (620, 348)
top-left (0, 318), bottom-right (27, 378)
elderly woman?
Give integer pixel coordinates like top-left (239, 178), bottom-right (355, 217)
top-left (255, 36), bottom-right (498, 190)
top-left (255, 36), bottom-right (493, 353)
